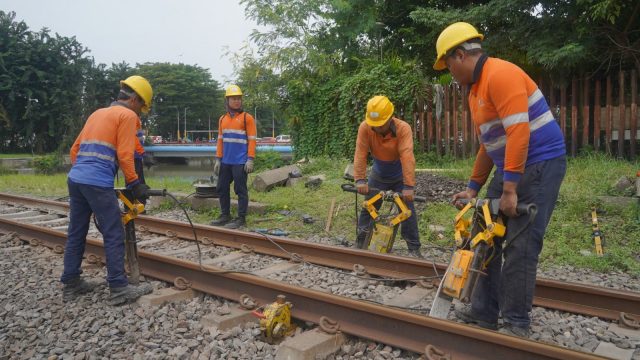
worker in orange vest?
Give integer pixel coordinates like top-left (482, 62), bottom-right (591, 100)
top-left (62, 76), bottom-right (154, 305)
top-left (435, 22), bottom-right (566, 337)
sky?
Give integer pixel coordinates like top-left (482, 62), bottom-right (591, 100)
top-left (0, 0), bottom-right (261, 84)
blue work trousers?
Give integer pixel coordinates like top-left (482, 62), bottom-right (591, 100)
top-left (469, 155), bottom-right (566, 329)
top-left (217, 163), bottom-right (248, 218)
top-left (357, 177), bottom-right (421, 250)
top-left (61, 179), bottom-right (128, 288)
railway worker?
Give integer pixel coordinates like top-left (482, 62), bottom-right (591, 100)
top-left (434, 22), bottom-right (566, 336)
top-left (210, 84), bottom-right (257, 229)
top-left (61, 75), bottom-right (155, 305)
top-left (353, 95), bottom-right (422, 258)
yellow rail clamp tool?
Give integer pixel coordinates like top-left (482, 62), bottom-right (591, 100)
top-left (591, 207), bottom-right (605, 256)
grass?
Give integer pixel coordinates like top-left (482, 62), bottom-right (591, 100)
top-left (1, 153), bottom-right (639, 275)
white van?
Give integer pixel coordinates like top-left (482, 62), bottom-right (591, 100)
top-left (275, 135), bottom-right (291, 143)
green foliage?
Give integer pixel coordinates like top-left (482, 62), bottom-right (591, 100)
top-left (255, 150), bottom-right (286, 172)
top-left (32, 154), bottom-right (64, 175)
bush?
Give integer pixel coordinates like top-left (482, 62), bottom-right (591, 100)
top-left (255, 150), bottom-right (286, 172)
top-left (33, 154), bottom-right (64, 175)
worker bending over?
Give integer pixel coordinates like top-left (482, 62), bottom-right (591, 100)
top-left (435, 22), bottom-right (566, 337)
top-left (353, 95), bottom-right (422, 257)
top-left (61, 75), bottom-right (155, 305)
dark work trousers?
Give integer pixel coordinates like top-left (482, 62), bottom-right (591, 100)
top-left (469, 155), bottom-right (566, 329)
top-left (216, 163), bottom-right (248, 218)
top-left (357, 177), bottom-right (421, 251)
top-left (61, 179), bottom-right (128, 288)
top-left (134, 157), bottom-right (146, 206)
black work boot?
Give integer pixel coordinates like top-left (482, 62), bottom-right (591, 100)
top-left (210, 214), bottom-right (232, 226)
top-left (108, 283), bottom-right (154, 306)
top-left (224, 217), bottom-right (246, 229)
top-left (63, 277), bottom-right (98, 301)
top-left (408, 248), bottom-right (423, 258)
top-left (454, 305), bottom-right (498, 330)
top-left (355, 231), bottom-right (367, 249)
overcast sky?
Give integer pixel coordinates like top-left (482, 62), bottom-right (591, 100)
top-left (0, 0), bottom-right (260, 85)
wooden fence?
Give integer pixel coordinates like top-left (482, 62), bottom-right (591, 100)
top-left (412, 70), bottom-right (639, 159)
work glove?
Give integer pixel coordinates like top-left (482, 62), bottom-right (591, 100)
top-left (356, 181), bottom-right (369, 195)
top-left (213, 158), bottom-right (221, 176)
top-left (402, 188), bottom-right (414, 202)
top-left (132, 183), bottom-right (150, 202)
top-left (244, 159), bottom-right (254, 174)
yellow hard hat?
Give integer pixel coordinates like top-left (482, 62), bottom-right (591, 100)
top-left (120, 75), bottom-right (153, 114)
top-left (365, 95), bottom-right (394, 127)
top-left (433, 22), bottom-right (484, 71)
top-left (225, 84), bottom-right (243, 97)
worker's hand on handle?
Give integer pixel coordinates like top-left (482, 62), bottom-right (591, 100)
top-left (356, 181), bottom-right (369, 195)
top-left (244, 159), bottom-right (254, 174)
top-left (452, 188), bottom-right (478, 209)
top-left (132, 183), bottom-right (150, 202)
top-left (213, 158), bottom-right (221, 176)
top-left (402, 188), bottom-right (414, 202)
top-left (500, 181), bottom-right (518, 217)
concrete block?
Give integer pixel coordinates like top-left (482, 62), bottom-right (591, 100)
top-left (252, 165), bottom-right (301, 192)
top-left (253, 262), bottom-right (302, 277)
top-left (286, 177), bottom-right (304, 187)
top-left (137, 287), bottom-right (197, 307)
top-left (200, 307), bottom-right (258, 331)
top-left (190, 197), bottom-right (267, 214)
top-left (593, 341), bottom-right (634, 360)
top-left (383, 286), bottom-right (430, 307)
top-left (608, 323), bottom-right (640, 340)
top-left (137, 237), bottom-right (172, 247)
top-left (275, 328), bottom-right (345, 360)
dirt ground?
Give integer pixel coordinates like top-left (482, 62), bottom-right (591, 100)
top-left (413, 171), bottom-right (467, 203)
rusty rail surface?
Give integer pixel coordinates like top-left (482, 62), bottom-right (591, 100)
top-left (1, 192), bottom-right (639, 321)
top-left (0, 217), bottom-right (604, 360)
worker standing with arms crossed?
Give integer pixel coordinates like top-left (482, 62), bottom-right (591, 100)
top-left (353, 95), bottom-right (422, 257)
top-left (210, 85), bottom-right (257, 229)
top-left (434, 22), bottom-right (566, 336)
top-left (61, 75), bottom-right (154, 305)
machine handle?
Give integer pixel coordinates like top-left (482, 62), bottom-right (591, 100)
top-left (147, 189), bottom-right (167, 197)
top-left (455, 198), bottom-right (536, 216)
top-left (340, 183), bottom-right (426, 202)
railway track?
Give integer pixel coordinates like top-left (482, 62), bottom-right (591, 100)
top-left (1, 192), bottom-right (638, 359)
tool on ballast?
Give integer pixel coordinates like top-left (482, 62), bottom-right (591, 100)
top-left (591, 207), bottom-right (605, 256)
top-left (342, 183), bottom-right (426, 254)
top-left (253, 228), bottom-right (290, 237)
top-left (252, 294), bottom-right (296, 342)
top-left (429, 198), bottom-right (537, 319)
top-left (116, 188), bottom-right (167, 284)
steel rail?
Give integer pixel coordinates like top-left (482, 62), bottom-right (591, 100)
top-left (0, 217), bottom-right (604, 360)
top-left (1, 192), bottom-right (639, 322)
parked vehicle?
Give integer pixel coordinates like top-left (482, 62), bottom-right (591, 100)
top-left (275, 134), bottom-right (291, 143)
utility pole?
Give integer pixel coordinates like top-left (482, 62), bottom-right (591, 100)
top-left (176, 108), bottom-right (180, 141)
top-left (184, 107), bottom-right (188, 142)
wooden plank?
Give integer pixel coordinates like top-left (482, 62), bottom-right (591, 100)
top-left (427, 109), bottom-right (433, 152)
top-left (560, 85), bottom-right (567, 138)
top-left (594, 80), bottom-right (601, 151)
top-left (571, 78), bottom-right (578, 157)
top-left (619, 71), bottom-right (625, 158)
top-left (606, 75), bottom-right (613, 155)
top-left (582, 77), bottom-right (590, 148)
top-left (419, 111), bottom-right (425, 151)
top-left (444, 85), bottom-right (450, 155)
top-left (452, 85), bottom-right (459, 158)
top-left (325, 198), bottom-right (336, 232)
top-left (631, 70), bottom-right (637, 160)
top-left (462, 87), bottom-right (469, 157)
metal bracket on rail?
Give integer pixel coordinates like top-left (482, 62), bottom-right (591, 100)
top-left (319, 316), bottom-right (340, 334)
top-left (353, 264), bottom-right (368, 276)
top-left (240, 244), bottom-right (254, 254)
top-left (86, 254), bottom-right (101, 264)
top-left (53, 245), bottom-right (64, 254)
top-left (289, 253), bottom-right (303, 263)
top-left (239, 294), bottom-right (258, 310)
top-left (619, 312), bottom-right (640, 329)
top-left (173, 276), bottom-right (192, 290)
top-left (422, 344), bottom-right (451, 360)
